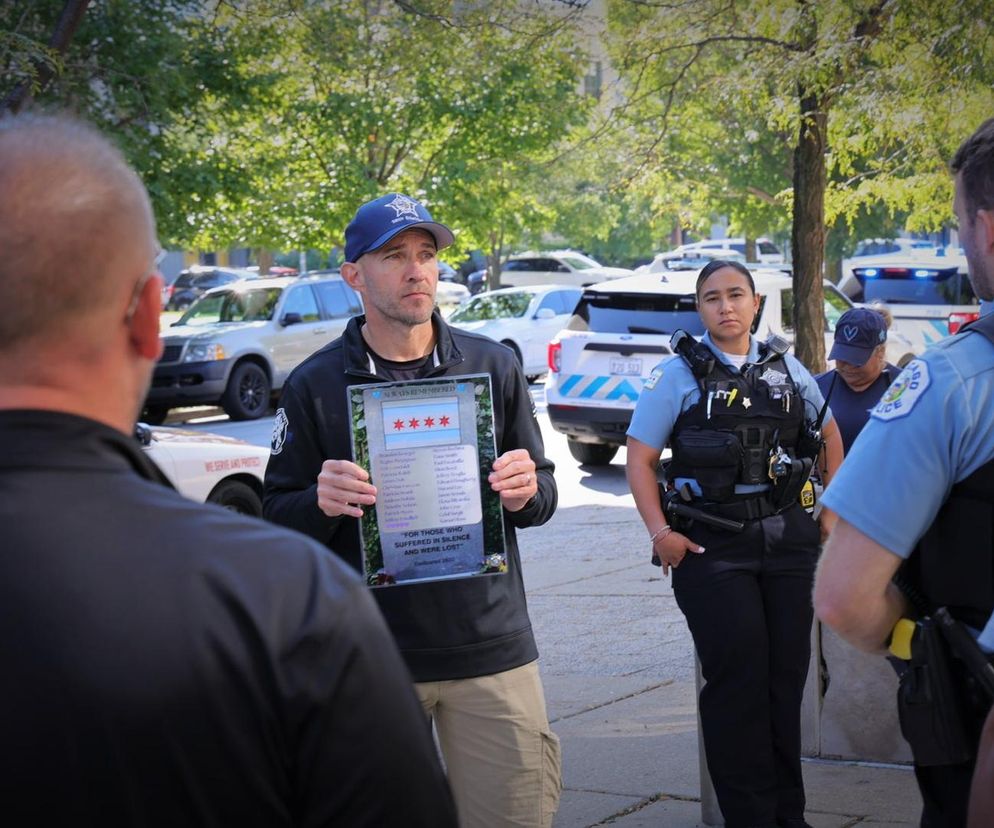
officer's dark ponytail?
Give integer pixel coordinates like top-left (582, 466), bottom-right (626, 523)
top-left (696, 259), bottom-right (755, 300)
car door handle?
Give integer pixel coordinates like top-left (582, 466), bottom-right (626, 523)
top-left (312, 328), bottom-right (327, 335)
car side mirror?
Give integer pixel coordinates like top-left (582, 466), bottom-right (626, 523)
top-left (535, 308), bottom-right (556, 320)
top-left (280, 312), bottom-right (303, 327)
top-left (134, 423), bottom-right (152, 446)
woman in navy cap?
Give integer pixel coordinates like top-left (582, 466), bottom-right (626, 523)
top-left (815, 306), bottom-right (901, 453)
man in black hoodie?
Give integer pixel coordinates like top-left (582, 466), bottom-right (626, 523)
top-left (0, 114), bottom-right (456, 828)
top-left (264, 193), bottom-right (562, 828)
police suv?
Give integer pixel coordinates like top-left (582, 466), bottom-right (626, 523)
top-left (544, 269), bottom-right (917, 466)
top-left (846, 253), bottom-right (980, 352)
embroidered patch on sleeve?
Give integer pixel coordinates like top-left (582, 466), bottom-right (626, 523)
top-left (643, 365), bottom-right (664, 391)
top-left (871, 359), bottom-right (930, 421)
top-left (271, 407), bottom-right (289, 454)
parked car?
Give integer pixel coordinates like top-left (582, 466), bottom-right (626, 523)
top-left (669, 237), bottom-right (785, 265)
top-left (480, 250), bottom-right (634, 291)
top-left (544, 268), bottom-right (916, 466)
top-left (162, 266), bottom-right (258, 311)
top-left (467, 268), bottom-right (489, 294)
top-left (144, 273), bottom-right (363, 423)
top-left (636, 248), bottom-right (748, 273)
top-left (838, 237), bottom-right (943, 298)
top-left (137, 422), bottom-right (268, 515)
top-left (846, 255), bottom-right (980, 352)
top-left (447, 285), bottom-right (582, 381)
top-left (435, 279), bottom-right (471, 315)
top-left (438, 261), bottom-right (462, 283)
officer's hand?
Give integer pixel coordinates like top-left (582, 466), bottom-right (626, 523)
top-left (489, 449), bottom-right (536, 513)
top-left (316, 459), bottom-right (377, 518)
top-left (819, 506), bottom-right (838, 543)
top-left (653, 531), bottom-right (705, 577)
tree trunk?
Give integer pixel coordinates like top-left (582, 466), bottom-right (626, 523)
top-left (1, 0), bottom-right (91, 114)
top-left (254, 248), bottom-right (274, 276)
top-left (790, 89), bottom-right (829, 373)
top-left (744, 237), bottom-right (757, 262)
top-left (486, 228), bottom-right (504, 291)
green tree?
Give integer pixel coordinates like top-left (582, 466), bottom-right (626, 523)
top-left (1, 0), bottom-right (266, 249)
top-left (192, 0), bottom-right (591, 270)
top-left (603, 0), bottom-right (994, 370)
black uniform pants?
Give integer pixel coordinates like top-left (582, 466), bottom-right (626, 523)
top-left (672, 503), bottom-right (819, 828)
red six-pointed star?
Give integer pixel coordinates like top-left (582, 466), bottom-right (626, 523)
top-left (409, 418), bottom-right (420, 429)
top-left (424, 416), bottom-right (435, 428)
top-left (393, 419), bottom-right (404, 430)
top-left (439, 415), bottom-right (450, 426)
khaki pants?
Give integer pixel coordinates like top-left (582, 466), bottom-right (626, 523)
top-left (416, 661), bottom-right (562, 828)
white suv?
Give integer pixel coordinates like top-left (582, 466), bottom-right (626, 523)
top-left (670, 237), bottom-right (785, 265)
top-left (490, 250), bottom-right (634, 290)
top-left (145, 274), bottom-right (362, 422)
top-left (545, 269), bottom-right (916, 465)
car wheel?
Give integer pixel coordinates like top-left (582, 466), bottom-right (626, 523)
top-left (140, 404), bottom-right (170, 425)
top-left (207, 479), bottom-right (262, 517)
top-left (221, 361), bottom-right (271, 421)
top-left (567, 438), bottom-right (618, 466)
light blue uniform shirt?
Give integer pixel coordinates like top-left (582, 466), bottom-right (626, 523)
top-left (627, 332), bottom-right (832, 495)
top-left (821, 304), bottom-right (994, 650)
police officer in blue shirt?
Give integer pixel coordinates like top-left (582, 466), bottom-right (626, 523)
top-left (815, 117), bottom-right (994, 827)
top-left (627, 260), bottom-right (844, 828)
top-left (815, 306), bottom-right (901, 453)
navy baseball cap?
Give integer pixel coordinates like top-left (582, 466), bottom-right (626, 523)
top-left (344, 193), bottom-right (454, 263)
top-left (829, 307), bottom-right (887, 366)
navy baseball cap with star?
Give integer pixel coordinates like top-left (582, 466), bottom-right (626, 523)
top-left (829, 307), bottom-right (887, 366)
top-left (344, 193), bottom-right (454, 263)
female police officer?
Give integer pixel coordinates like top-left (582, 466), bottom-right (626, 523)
top-left (625, 260), bottom-right (843, 828)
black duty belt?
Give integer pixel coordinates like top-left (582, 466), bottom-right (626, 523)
top-left (694, 495), bottom-right (781, 522)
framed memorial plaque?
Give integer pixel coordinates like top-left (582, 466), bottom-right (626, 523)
top-left (349, 373), bottom-right (508, 587)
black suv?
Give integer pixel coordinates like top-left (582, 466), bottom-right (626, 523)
top-left (163, 266), bottom-right (257, 311)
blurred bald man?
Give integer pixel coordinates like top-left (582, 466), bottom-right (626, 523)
top-left (0, 113), bottom-right (457, 827)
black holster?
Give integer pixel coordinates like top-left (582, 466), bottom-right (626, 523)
top-left (896, 617), bottom-right (973, 766)
top-left (771, 455), bottom-right (813, 511)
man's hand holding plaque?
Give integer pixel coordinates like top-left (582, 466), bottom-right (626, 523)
top-left (488, 449), bottom-right (537, 513)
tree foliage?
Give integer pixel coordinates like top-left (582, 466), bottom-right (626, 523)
top-left (600, 0), bottom-right (994, 369)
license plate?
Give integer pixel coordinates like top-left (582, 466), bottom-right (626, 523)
top-left (609, 357), bottom-right (642, 376)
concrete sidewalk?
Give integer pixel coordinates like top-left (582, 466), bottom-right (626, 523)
top-left (520, 492), bottom-right (923, 827)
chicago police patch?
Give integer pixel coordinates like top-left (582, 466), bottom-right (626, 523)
top-left (271, 407), bottom-right (289, 454)
top-left (872, 359), bottom-right (930, 421)
top-left (643, 365), bottom-right (664, 391)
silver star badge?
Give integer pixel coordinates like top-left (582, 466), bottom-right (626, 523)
top-left (742, 397), bottom-right (752, 409)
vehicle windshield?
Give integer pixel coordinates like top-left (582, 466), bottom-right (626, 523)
top-left (449, 292), bottom-right (531, 321)
top-left (567, 291), bottom-right (705, 335)
top-left (559, 255), bottom-right (598, 271)
top-left (175, 287), bottom-right (283, 326)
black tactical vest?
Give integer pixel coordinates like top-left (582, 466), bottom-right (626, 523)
top-left (905, 313), bottom-right (994, 628)
top-left (667, 339), bottom-right (807, 502)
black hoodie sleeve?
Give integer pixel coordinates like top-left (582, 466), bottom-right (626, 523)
top-left (263, 381), bottom-right (347, 550)
top-left (498, 357), bottom-right (558, 530)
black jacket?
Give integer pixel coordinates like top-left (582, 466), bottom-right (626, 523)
top-left (0, 410), bottom-right (456, 828)
top-left (263, 311), bottom-right (557, 681)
